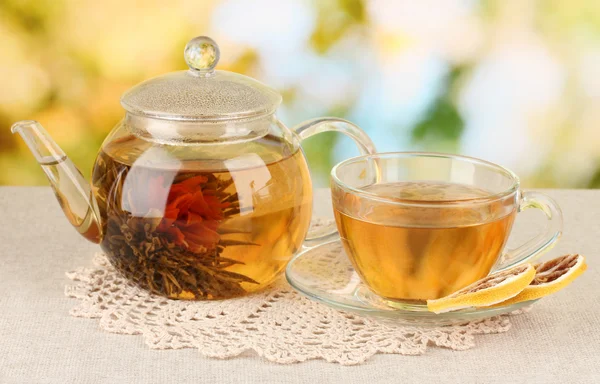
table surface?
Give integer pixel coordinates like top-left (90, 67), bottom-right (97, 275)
top-left (1, 187), bottom-right (599, 384)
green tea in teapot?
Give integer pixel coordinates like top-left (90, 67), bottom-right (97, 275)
top-left (92, 134), bottom-right (312, 300)
top-left (11, 36), bottom-right (376, 302)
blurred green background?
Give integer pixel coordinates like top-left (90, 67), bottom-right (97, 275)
top-left (1, 0), bottom-right (600, 187)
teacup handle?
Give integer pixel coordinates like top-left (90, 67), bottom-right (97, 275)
top-left (493, 191), bottom-right (563, 271)
top-left (293, 118), bottom-right (377, 248)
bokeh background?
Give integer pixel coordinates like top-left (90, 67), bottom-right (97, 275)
top-left (1, 0), bottom-right (599, 187)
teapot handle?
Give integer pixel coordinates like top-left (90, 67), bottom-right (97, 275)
top-left (293, 118), bottom-right (377, 156)
top-left (292, 117), bottom-right (377, 248)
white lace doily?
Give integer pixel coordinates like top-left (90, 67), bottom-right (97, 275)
top-left (65, 219), bottom-right (524, 365)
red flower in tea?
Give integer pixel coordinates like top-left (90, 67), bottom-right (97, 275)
top-left (157, 175), bottom-right (230, 253)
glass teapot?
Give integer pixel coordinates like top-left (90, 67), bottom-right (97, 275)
top-left (11, 36), bottom-right (376, 300)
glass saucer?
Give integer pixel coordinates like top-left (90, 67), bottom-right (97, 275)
top-left (285, 240), bottom-right (536, 326)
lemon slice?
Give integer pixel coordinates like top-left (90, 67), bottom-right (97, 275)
top-left (494, 254), bottom-right (586, 307)
top-left (427, 264), bottom-right (536, 314)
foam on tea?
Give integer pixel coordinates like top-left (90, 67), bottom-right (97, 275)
top-left (374, 181), bottom-right (491, 201)
top-left (334, 181), bottom-right (516, 302)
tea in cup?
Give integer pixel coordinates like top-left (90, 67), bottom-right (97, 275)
top-left (330, 153), bottom-right (562, 303)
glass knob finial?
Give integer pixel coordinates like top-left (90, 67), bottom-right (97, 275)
top-left (184, 36), bottom-right (220, 72)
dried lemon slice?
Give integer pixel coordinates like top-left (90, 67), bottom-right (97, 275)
top-left (427, 264), bottom-right (536, 314)
top-left (494, 254), bottom-right (586, 307)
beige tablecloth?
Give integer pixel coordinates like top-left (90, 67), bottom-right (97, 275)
top-left (1, 187), bottom-right (599, 383)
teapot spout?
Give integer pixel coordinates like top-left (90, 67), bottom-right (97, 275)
top-left (11, 120), bottom-right (102, 243)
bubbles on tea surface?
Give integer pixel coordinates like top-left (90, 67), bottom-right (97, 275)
top-left (337, 181), bottom-right (515, 229)
top-left (363, 181), bottom-right (492, 201)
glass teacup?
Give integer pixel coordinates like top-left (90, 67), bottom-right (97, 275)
top-left (331, 152), bottom-right (562, 304)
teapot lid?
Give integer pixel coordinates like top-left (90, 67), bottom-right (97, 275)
top-left (120, 36), bottom-right (282, 122)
